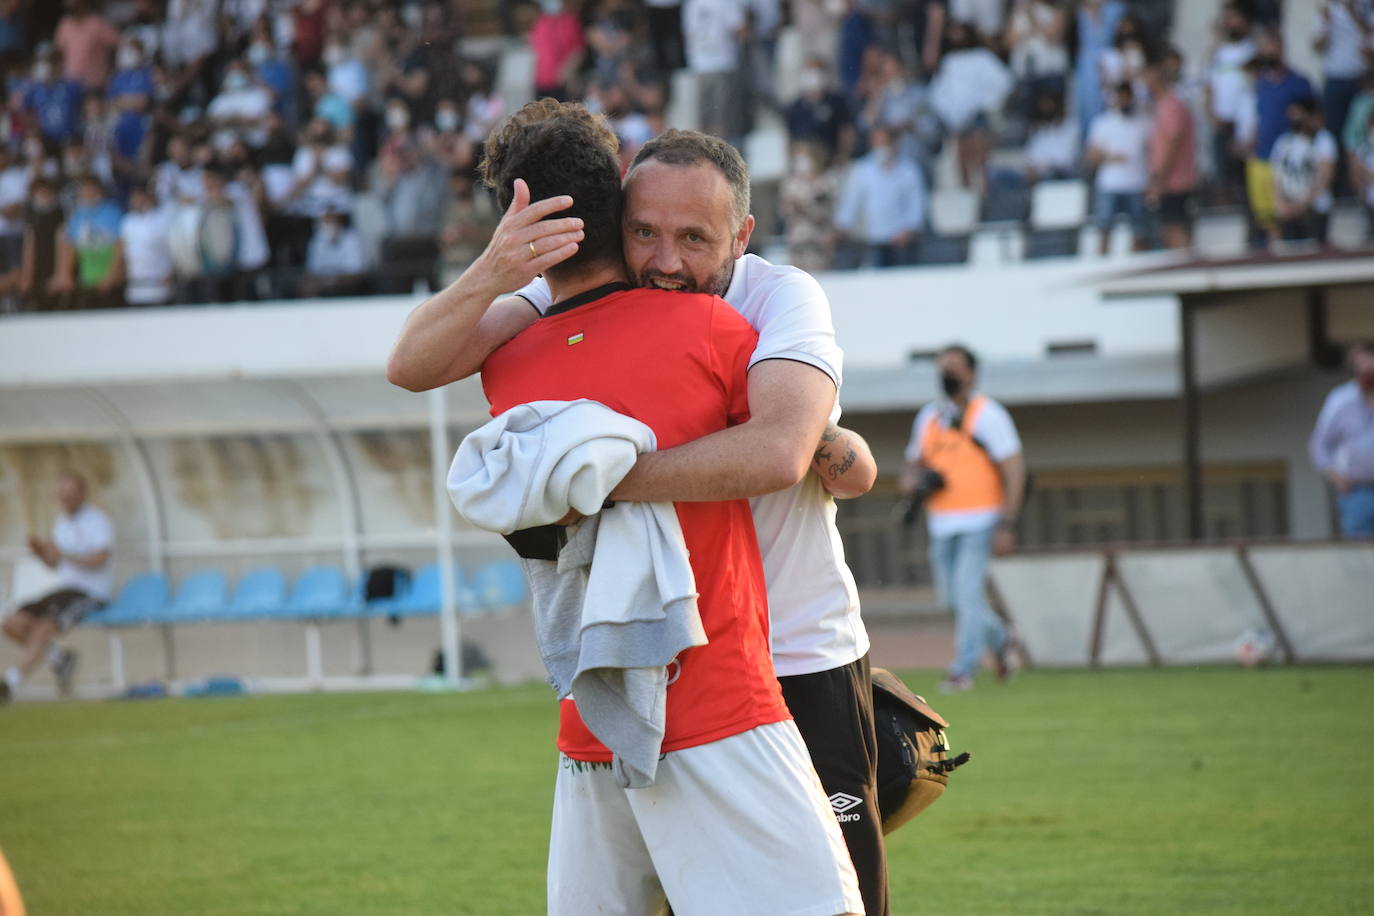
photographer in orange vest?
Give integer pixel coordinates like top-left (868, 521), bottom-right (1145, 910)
top-left (898, 344), bottom-right (1026, 693)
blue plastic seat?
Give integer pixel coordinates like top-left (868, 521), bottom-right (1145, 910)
top-left (166, 569), bottom-right (230, 622)
top-left (280, 565), bottom-right (359, 620)
top-left (94, 572), bottom-right (170, 627)
top-left (226, 568), bottom-right (288, 620)
top-left (471, 559), bottom-right (529, 611)
top-left (387, 563), bottom-right (470, 617)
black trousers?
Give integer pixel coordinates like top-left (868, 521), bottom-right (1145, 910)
top-left (779, 655), bottom-right (889, 916)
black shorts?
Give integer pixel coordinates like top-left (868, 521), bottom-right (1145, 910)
top-left (1159, 191), bottom-right (1195, 227)
top-left (16, 588), bottom-right (102, 632)
top-left (779, 655), bottom-right (889, 916)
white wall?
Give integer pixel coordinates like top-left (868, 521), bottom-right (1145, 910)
top-left (0, 259), bottom-right (1179, 389)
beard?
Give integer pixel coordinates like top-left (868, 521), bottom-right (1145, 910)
top-left (635, 253), bottom-right (735, 298)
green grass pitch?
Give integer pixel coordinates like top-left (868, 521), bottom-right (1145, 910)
top-left (3, 666), bottom-right (1372, 915)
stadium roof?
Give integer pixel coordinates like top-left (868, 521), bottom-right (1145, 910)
top-left (1098, 247), bottom-right (1374, 298)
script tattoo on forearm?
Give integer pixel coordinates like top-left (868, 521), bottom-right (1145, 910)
top-left (814, 425), bottom-right (856, 480)
top-left (828, 447), bottom-right (857, 480)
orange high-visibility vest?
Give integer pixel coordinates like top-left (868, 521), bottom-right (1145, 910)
top-left (919, 395), bottom-right (1004, 514)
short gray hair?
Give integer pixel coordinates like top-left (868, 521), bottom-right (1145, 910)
top-left (627, 129), bottom-right (751, 226)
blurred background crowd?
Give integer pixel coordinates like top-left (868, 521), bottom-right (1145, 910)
top-left (1, 0), bottom-right (1372, 310)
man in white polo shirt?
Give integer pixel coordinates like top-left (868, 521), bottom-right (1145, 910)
top-left (2, 471), bottom-right (113, 702)
top-left (388, 129), bottom-right (889, 916)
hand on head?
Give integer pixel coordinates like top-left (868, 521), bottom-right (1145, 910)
top-left (471, 178), bottom-right (583, 291)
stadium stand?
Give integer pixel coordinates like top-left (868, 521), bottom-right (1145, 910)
top-left (1, 0), bottom-right (1368, 316)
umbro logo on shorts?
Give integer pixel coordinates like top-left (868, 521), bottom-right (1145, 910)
top-left (828, 793), bottom-right (864, 822)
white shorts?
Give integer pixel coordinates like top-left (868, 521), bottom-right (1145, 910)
top-left (547, 719), bottom-right (864, 916)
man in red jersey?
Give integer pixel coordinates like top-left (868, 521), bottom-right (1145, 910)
top-left (474, 100), bottom-right (862, 916)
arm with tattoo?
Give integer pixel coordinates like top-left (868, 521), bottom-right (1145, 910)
top-left (811, 424), bottom-right (877, 499)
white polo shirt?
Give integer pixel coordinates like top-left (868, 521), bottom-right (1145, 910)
top-left (53, 502), bottom-right (114, 601)
top-left (517, 254), bottom-right (869, 677)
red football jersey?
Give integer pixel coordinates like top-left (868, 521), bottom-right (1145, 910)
top-left (481, 283), bottom-right (791, 758)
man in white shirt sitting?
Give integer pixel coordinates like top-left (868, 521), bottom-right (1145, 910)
top-left (1, 471), bottom-right (114, 701)
top-left (1086, 81), bottom-right (1150, 254)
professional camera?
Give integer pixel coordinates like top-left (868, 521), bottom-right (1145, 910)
top-left (895, 468), bottom-right (947, 526)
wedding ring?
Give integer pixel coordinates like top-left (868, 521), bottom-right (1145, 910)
top-left (529, 242), bottom-right (538, 258)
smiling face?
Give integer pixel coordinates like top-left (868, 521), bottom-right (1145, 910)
top-left (622, 159), bottom-right (753, 297)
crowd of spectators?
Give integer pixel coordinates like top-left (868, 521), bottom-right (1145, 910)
top-left (0, 0), bottom-right (504, 311)
top-left (2, 0), bottom-right (1374, 311)
top-left (776, 0), bottom-right (1374, 268)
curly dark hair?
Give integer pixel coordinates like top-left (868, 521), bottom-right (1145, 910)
top-left (628, 129), bottom-right (751, 226)
top-left (479, 99), bottom-right (624, 274)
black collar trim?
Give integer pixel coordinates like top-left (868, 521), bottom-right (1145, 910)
top-left (544, 282), bottom-right (634, 317)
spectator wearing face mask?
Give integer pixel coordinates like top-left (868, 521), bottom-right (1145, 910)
top-left (161, 0), bottom-right (218, 90)
top-left (246, 27), bottom-right (296, 123)
top-left (302, 207), bottom-right (370, 297)
top-left (1023, 89), bottom-right (1078, 181)
top-left (183, 168), bottom-right (240, 303)
top-left (1085, 81), bottom-right (1149, 255)
top-left (19, 179), bottom-right (66, 310)
top-left (1006, 0), bottom-right (1069, 114)
top-left (112, 181), bottom-right (173, 306)
top-left (781, 141), bottom-right (838, 273)
top-left (1097, 14), bottom-right (1148, 105)
top-left (50, 174), bottom-right (125, 309)
top-left (461, 60), bottom-right (507, 146)
top-left (374, 139), bottom-right (444, 294)
top-left (1310, 341), bottom-right (1374, 538)
top-left (54, 0), bottom-right (120, 92)
top-left (324, 35), bottom-right (372, 108)
top-left (426, 98), bottom-right (473, 172)
top-left (860, 48), bottom-right (941, 178)
top-left (930, 21), bottom-right (1013, 191)
top-left (21, 47), bottom-right (85, 145)
top-left (303, 70), bottom-right (354, 132)
top-left (1145, 59), bottom-right (1198, 250)
top-left (1206, 3), bottom-right (1256, 205)
top-left (530, 0), bottom-right (585, 101)
top-left (108, 39), bottom-right (155, 188)
top-left (208, 60), bottom-right (274, 149)
top-left (381, 98), bottom-right (415, 149)
top-left (153, 135), bottom-right (206, 205)
top-left (1271, 97), bottom-right (1337, 245)
top-left (898, 344), bottom-right (1025, 694)
top-left (438, 169), bottom-right (498, 281)
top-left (1313, 0), bottom-right (1374, 192)
top-left (786, 59), bottom-right (854, 168)
top-left (79, 95), bottom-right (117, 191)
top-left (834, 125), bottom-right (926, 268)
top-left (1243, 30), bottom-right (1314, 247)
